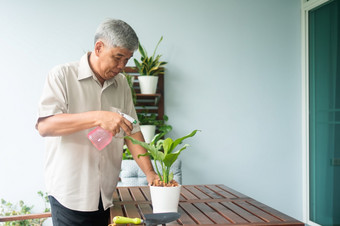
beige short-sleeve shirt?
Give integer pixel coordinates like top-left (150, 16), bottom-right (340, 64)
top-left (38, 53), bottom-right (140, 211)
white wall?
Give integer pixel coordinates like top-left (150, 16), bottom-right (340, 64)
top-left (0, 0), bottom-right (303, 222)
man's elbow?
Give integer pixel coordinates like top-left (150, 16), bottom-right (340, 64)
top-left (37, 123), bottom-right (49, 137)
top-left (36, 118), bottom-right (52, 137)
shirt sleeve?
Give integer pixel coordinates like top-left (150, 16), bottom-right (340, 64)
top-left (37, 66), bottom-right (68, 119)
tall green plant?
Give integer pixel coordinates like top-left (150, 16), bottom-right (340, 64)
top-left (134, 36), bottom-right (167, 76)
top-left (125, 130), bottom-right (200, 184)
top-left (0, 191), bottom-right (50, 226)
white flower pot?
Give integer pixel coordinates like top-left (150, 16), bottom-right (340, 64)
top-left (138, 76), bottom-right (158, 94)
top-left (140, 125), bottom-right (156, 143)
top-left (150, 185), bottom-right (181, 213)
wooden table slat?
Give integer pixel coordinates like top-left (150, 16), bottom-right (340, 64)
top-left (193, 202), bottom-right (234, 224)
top-left (166, 220), bottom-right (181, 225)
top-left (178, 206), bottom-right (199, 225)
top-left (180, 203), bottom-right (215, 225)
top-left (110, 204), bottom-right (124, 222)
top-left (205, 185), bottom-right (240, 199)
top-left (215, 185), bottom-right (249, 199)
top-left (184, 186), bottom-right (211, 200)
top-left (140, 186), bottom-right (151, 201)
top-left (129, 187), bottom-right (148, 202)
top-left (181, 186), bottom-right (200, 200)
top-left (137, 203), bottom-right (153, 217)
top-left (195, 185), bottom-right (225, 199)
top-left (220, 202), bottom-right (265, 223)
top-left (247, 200), bottom-right (298, 222)
top-left (236, 201), bottom-right (282, 223)
top-left (118, 187), bottom-right (134, 202)
top-left (206, 202), bottom-right (249, 224)
top-left (123, 203), bottom-right (141, 219)
top-left (112, 187), bottom-right (121, 202)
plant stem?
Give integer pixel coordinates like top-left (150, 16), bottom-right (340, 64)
top-left (154, 159), bottom-right (163, 182)
top-left (161, 161), bottom-right (168, 184)
top-left (165, 167), bottom-right (170, 183)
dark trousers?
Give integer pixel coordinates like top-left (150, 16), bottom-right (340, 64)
top-left (49, 195), bottom-right (110, 226)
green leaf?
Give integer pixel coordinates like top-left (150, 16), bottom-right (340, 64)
top-left (134, 59), bottom-right (141, 71)
top-left (125, 136), bottom-right (164, 161)
top-left (163, 138), bottom-right (173, 156)
top-left (138, 42), bottom-right (147, 58)
top-left (168, 130), bottom-right (200, 154)
top-left (152, 36), bottom-right (163, 58)
top-left (150, 133), bottom-right (164, 146)
top-left (163, 144), bottom-right (189, 167)
top-left (125, 136), bottom-right (152, 149)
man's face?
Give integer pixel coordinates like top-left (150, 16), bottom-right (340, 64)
top-left (96, 43), bottom-right (133, 80)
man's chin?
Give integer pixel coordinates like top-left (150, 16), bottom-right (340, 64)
top-left (107, 72), bottom-right (119, 78)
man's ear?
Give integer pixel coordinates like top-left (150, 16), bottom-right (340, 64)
top-left (94, 41), bottom-right (105, 56)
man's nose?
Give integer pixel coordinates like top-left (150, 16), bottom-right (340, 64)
top-left (117, 60), bottom-right (126, 69)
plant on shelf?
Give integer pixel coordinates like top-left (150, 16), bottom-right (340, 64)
top-left (125, 129), bottom-right (199, 186)
top-left (134, 36), bottom-right (167, 76)
top-left (133, 36), bottom-right (167, 94)
top-left (138, 113), bottom-right (172, 133)
top-left (137, 112), bottom-right (172, 143)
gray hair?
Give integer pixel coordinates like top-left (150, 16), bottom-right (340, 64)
top-left (94, 19), bottom-right (139, 52)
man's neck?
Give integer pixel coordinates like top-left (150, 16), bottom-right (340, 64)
top-left (88, 52), bottom-right (105, 86)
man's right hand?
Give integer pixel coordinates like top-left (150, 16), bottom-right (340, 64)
top-left (98, 111), bottom-right (133, 136)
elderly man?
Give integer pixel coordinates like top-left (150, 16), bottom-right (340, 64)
top-left (36, 19), bottom-right (158, 226)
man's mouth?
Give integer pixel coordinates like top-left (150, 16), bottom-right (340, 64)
top-left (109, 71), bottom-right (118, 76)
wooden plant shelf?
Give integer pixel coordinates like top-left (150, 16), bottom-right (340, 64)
top-left (124, 67), bottom-right (164, 120)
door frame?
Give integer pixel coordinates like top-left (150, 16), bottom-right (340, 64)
top-left (301, 0), bottom-right (332, 225)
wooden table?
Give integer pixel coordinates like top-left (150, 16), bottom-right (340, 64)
top-left (110, 184), bottom-right (304, 225)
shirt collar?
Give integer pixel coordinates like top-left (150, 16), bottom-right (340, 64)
top-left (77, 52), bottom-right (118, 87)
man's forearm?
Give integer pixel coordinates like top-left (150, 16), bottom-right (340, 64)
top-left (37, 111), bottom-right (101, 137)
top-left (37, 110), bottom-right (134, 138)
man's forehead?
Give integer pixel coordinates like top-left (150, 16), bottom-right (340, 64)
top-left (111, 46), bottom-right (134, 58)
top-left (116, 52), bottom-right (133, 57)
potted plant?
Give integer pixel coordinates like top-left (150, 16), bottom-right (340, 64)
top-left (134, 36), bottom-right (167, 94)
top-left (138, 112), bottom-right (172, 143)
top-left (119, 117), bottom-right (173, 186)
top-left (125, 129), bottom-right (200, 213)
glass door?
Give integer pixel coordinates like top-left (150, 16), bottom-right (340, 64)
top-left (308, 0), bottom-right (340, 225)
